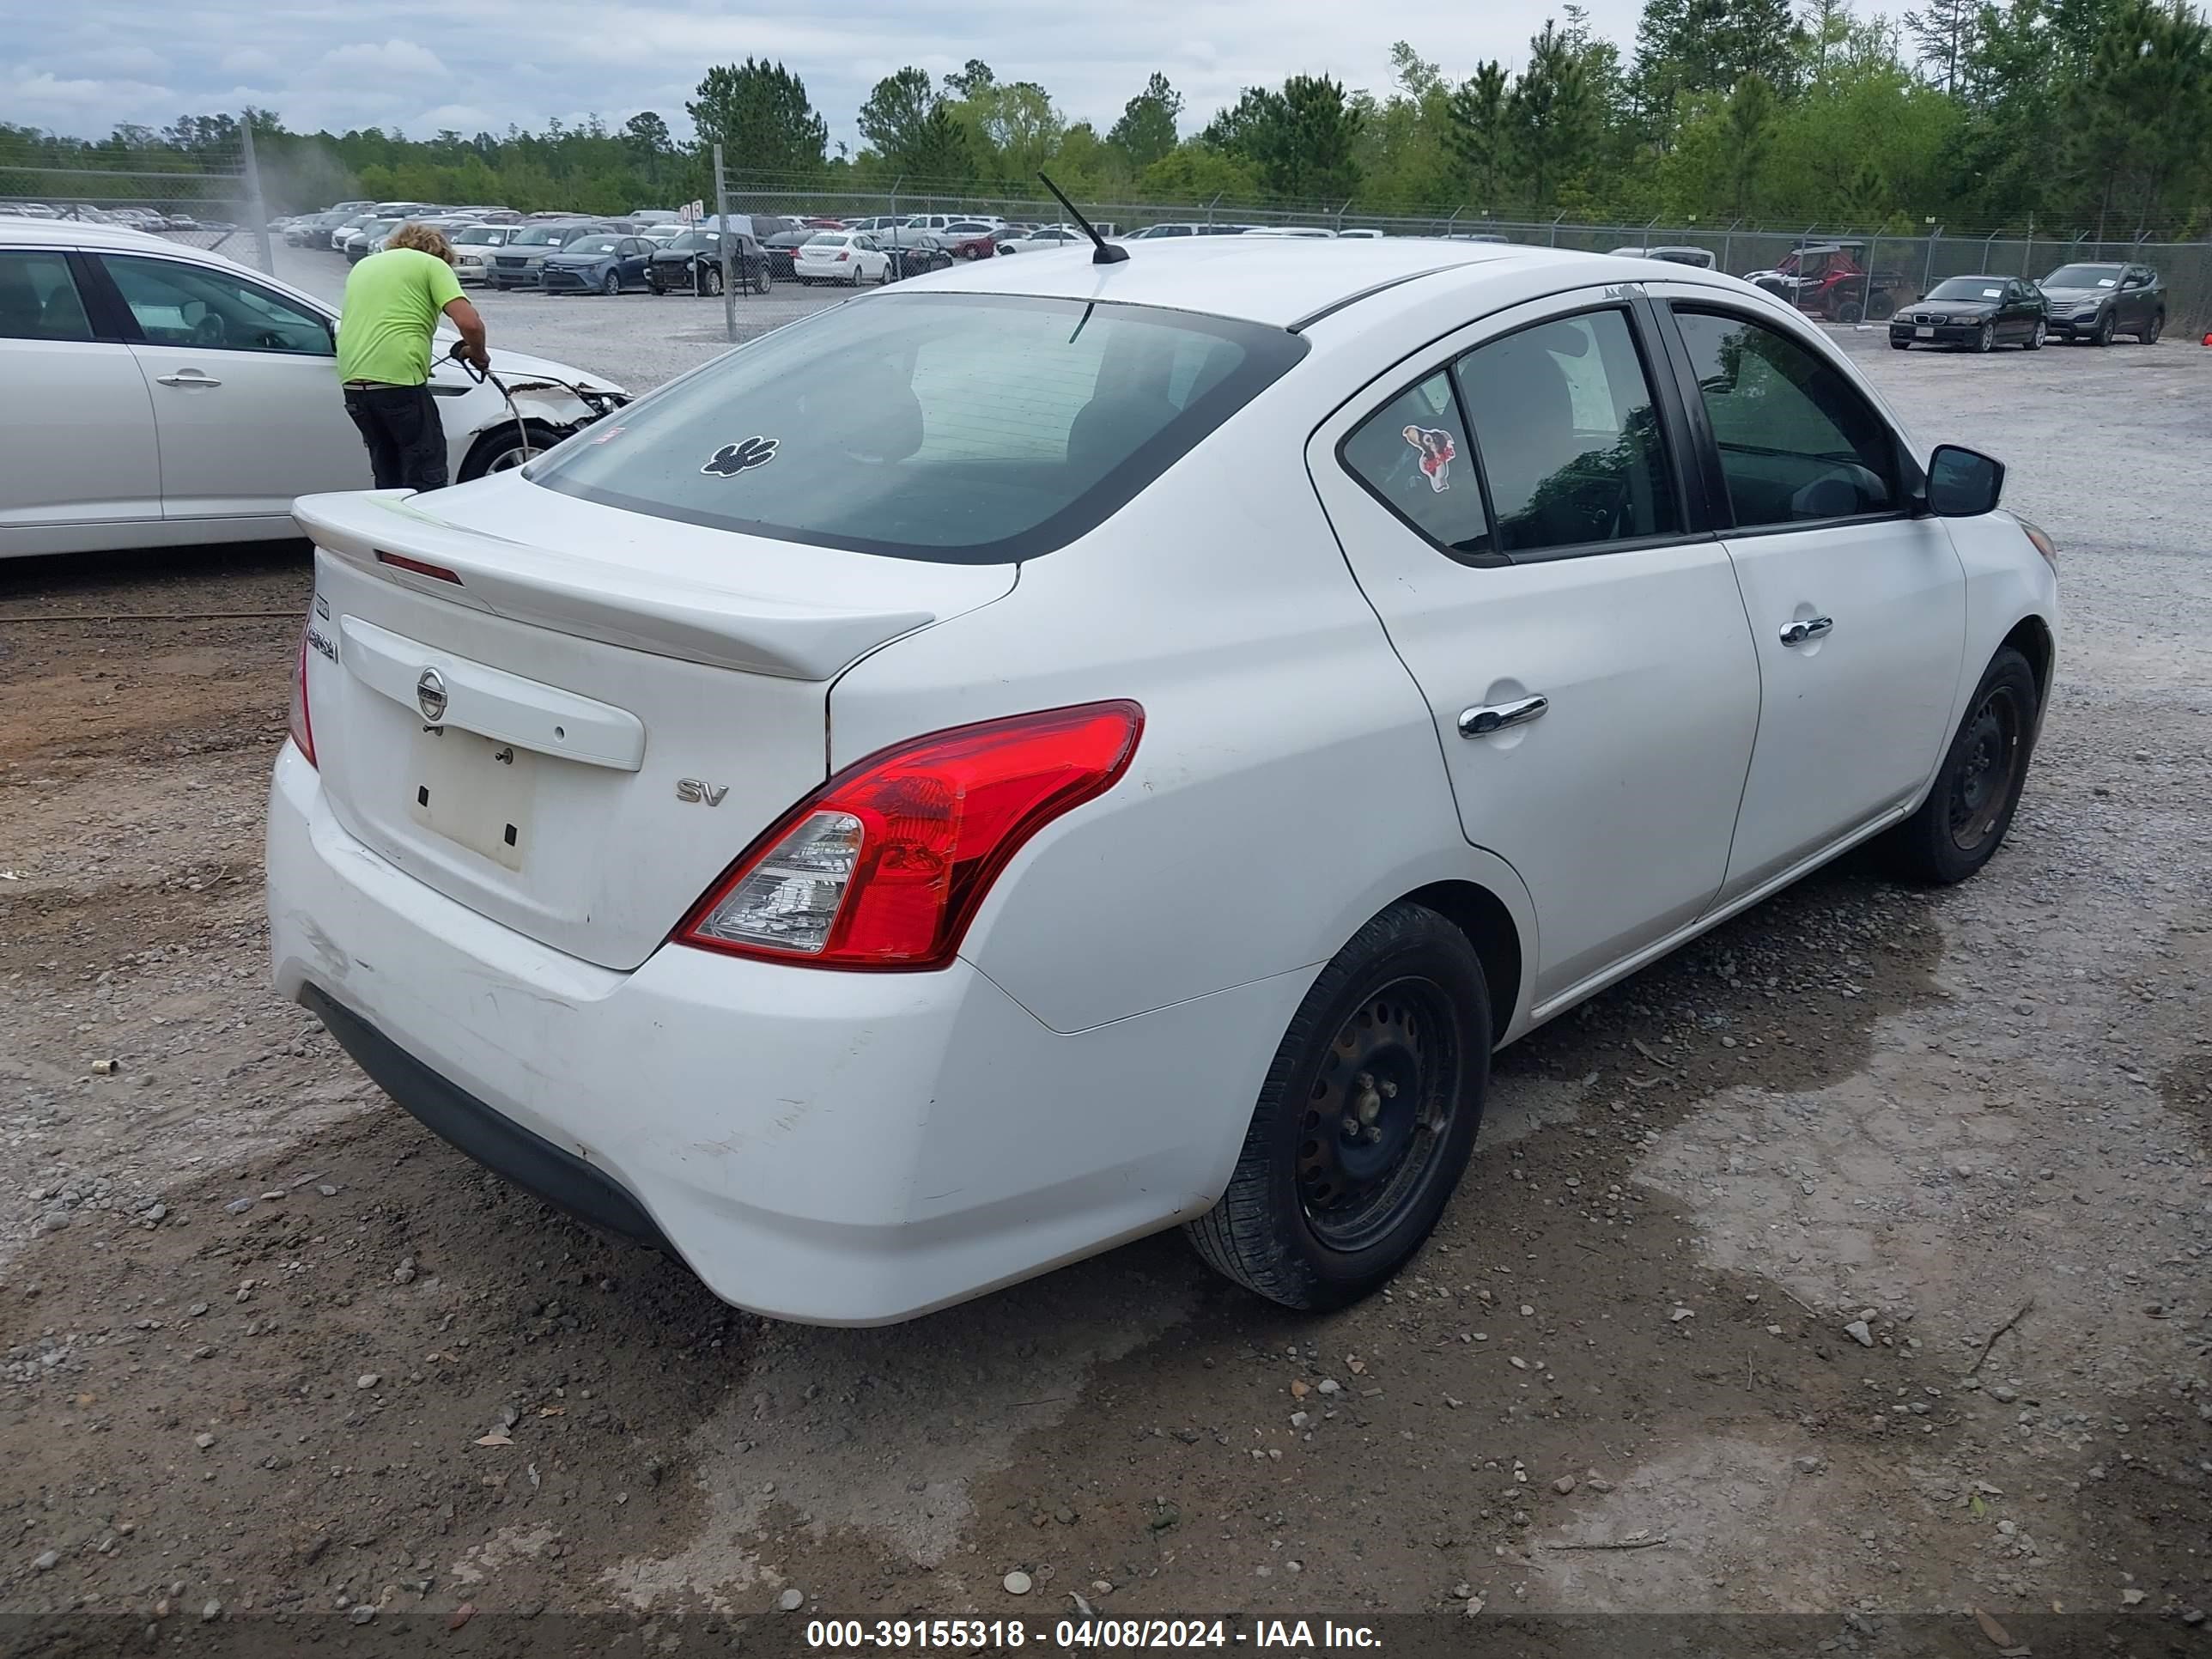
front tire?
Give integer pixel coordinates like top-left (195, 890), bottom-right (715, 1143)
top-left (459, 418), bottom-right (568, 482)
top-left (2143, 311), bottom-right (2163, 343)
top-left (1186, 902), bottom-right (1490, 1311)
top-left (1881, 646), bottom-right (2039, 885)
top-left (2093, 312), bottom-right (2114, 346)
top-left (601, 270), bottom-right (621, 296)
top-left (1975, 321), bottom-right (1996, 354)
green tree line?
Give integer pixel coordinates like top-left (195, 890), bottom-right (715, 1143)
top-left (4, 0), bottom-right (2209, 234)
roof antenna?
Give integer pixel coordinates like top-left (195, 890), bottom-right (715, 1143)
top-left (1038, 172), bottom-right (1127, 264)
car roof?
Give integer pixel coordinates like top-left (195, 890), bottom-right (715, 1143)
top-left (908, 237), bottom-right (1624, 329)
top-left (0, 217), bottom-right (223, 257)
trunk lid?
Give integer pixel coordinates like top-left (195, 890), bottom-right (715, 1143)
top-left (292, 478), bottom-right (1016, 970)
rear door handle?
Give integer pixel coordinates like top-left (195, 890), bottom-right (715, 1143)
top-left (155, 370), bottom-right (223, 387)
top-left (1779, 616), bottom-right (1833, 647)
top-left (1458, 695), bottom-right (1549, 738)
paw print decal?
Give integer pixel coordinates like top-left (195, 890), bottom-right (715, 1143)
top-left (700, 436), bottom-right (780, 477)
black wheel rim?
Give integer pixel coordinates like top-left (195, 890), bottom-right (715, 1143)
top-left (1947, 684), bottom-right (2025, 853)
top-left (1297, 978), bottom-right (1461, 1253)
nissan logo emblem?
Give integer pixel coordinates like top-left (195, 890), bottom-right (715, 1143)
top-left (416, 667), bottom-right (449, 724)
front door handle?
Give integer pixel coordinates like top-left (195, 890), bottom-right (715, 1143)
top-left (1779, 616), bottom-right (1833, 647)
top-left (155, 370), bottom-right (223, 387)
top-left (1458, 695), bottom-right (1549, 738)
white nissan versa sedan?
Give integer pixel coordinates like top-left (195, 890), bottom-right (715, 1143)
top-left (0, 219), bottom-right (625, 558)
top-left (267, 239), bottom-right (2057, 1325)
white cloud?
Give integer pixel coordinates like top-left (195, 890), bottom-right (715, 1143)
top-left (70, 46), bottom-right (171, 80)
top-left (313, 39), bottom-right (450, 82)
top-left (221, 47), bottom-right (282, 77)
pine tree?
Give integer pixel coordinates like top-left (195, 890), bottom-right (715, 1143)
top-left (1445, 63), bottom-right (1515, 204)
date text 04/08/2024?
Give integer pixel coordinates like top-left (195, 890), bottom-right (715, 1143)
top-left (804, 1619), bottom-right (1383, 1650)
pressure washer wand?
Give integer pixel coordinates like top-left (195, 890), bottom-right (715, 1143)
top-left (447, 337), bottom-right (536, 470)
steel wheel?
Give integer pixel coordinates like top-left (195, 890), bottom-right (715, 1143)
top-left (1187, 902), bottom-right (1488, 1310)
top-left (1882, 645), bottom-right (2039, 885)
top-left (1295, 981), bottom-right (1462, 1252)
top-left (1946, 684), bottom-right (2026, 854)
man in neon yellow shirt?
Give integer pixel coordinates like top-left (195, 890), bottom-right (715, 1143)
top-left (336, 222), bottom-right (489, 491)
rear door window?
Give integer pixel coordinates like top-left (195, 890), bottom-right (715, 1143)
top-left (533, 293), bottom-right (1305, 562)
top-left (0, 250), bottom-right (95, 342)
top-left (1451, 308), bottom-right (1678, 557)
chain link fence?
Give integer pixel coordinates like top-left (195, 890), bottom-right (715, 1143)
top-left (1, 136), bottom-right (276, 275)
top-left (718, 179), bottom-right (2212, 337)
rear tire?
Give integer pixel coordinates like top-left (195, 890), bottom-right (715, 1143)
top-left (2143, 311), bottom-right (2163, 344)
top-left (1185, 902), bottom-right (1490, 1311)
top-left (1881, 646), bottom-right (2039, 885)
top-left (2024, 319), bottom-right (2045, 350)
top-left (1838, 301), bottom-right (1864, 325)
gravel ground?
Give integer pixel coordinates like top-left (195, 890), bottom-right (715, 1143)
top-left (0, 277), bottom-right (2205, 1645)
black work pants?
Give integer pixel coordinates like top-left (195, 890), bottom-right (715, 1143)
top-left (343, 384), bottom-right (449, 491)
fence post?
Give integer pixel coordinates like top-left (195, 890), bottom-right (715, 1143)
top-left (2021, 216), bottom-right (2034, 277)
top-left (1722, 217), bottom-right (1741, 271)
top-left (240, 118), bottom-right (273, 275)
top-left (1443, 206), bottom-right (1462, 239)
top-left (1922, 225), bottom-right (1942, 297)
top-left (714, 143), bottom-right (734, 343)
top-left (1206, 191), bottom-right (1221, 228)
top-left (1550, 210), bottom-right (1565, 246)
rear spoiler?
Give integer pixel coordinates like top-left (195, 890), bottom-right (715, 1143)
top-left (293, 491), bottom-right (933, 682)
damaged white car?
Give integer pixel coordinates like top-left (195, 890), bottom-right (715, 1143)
top-left (0, 218), bottom-right (627, 559)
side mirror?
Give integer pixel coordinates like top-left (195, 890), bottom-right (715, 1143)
top-left (1926, 444), bottom-right (2005, 517)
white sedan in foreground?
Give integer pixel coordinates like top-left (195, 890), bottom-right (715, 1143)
top-left (268, 239), bottom-right (2057, 1324)
top-left (0, 219), bottom-right (626, 557)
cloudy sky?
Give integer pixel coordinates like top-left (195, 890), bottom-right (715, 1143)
top-left (5, 0), bottom-right (1668, 150)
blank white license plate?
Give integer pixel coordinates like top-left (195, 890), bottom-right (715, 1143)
top-left (1916, 325), bottom-right (1935, 337)
top-left (407, 726), bottom-right (538, 871)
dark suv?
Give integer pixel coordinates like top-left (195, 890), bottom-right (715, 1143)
top-left (2035, 262), bottom-right (2165, 344)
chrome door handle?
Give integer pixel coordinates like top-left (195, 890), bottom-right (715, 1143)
top-left (155, 371), bottom-right (222, 387)
top-left (1779, 616), bottom-right (1833, 647)
top-left (1458, 695), bottom-right (1549, 738)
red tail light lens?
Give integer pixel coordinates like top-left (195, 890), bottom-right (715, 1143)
top-left (676, 702), bottom-right (1143, 970)
top-left (288, 624), bottom-right (318, 768)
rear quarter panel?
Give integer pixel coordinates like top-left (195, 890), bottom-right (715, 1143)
top-left (825, 387), bottom-right (1538, 1039)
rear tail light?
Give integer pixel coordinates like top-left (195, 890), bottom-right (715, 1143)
top-left (676, 702), bottom-right (1143, 969)
top-left (288, 623), bottom-right (318, 768)
top-left (835, 250), bottom-right (849, 261)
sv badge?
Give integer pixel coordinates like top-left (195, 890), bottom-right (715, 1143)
top-left (676, 778), bottom-right (730, 806)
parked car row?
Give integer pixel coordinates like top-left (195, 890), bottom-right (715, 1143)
top-left (1887, 263), bottom-right (2166, 350)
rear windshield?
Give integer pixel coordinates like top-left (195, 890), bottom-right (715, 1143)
top-left (532, 292), bottom-right (1306, 563)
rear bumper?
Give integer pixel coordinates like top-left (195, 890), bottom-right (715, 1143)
top-left (265, 745), bottom-right (1283, 1323)
top-left (304, 983), bottom-right (673, 1252)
